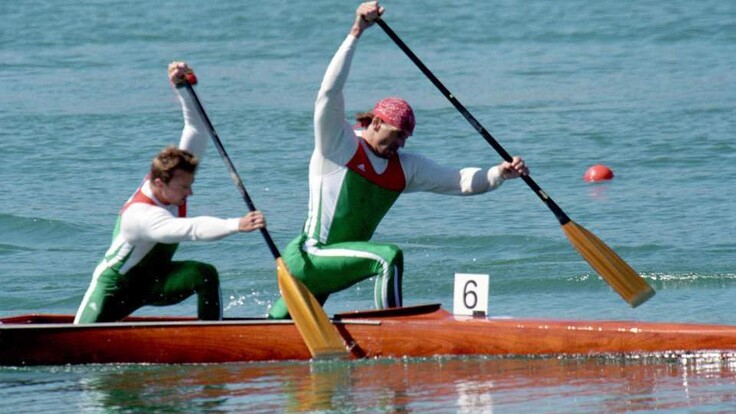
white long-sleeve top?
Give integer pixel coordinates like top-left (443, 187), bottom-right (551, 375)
top-left (102, 86), bottom-right (239, 275)
top-left (302, 34), bottom-right (507, 245)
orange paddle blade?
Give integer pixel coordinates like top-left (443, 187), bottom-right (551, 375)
top-left (562, 220), bottom-right (655, 307)
top-left (276, 258), bottom-right (349, 359)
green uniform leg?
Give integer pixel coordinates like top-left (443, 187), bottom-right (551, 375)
top-left (148, 261), bottom-right (222, 320)
top-left (75, 260), bottom-right (221, 323)
top-left (268, 237), bottom-right (403, 319)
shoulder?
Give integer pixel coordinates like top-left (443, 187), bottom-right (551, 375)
top-left (318, 123), bottom-right (360, 161)
top-left (121, 202), bottom-right (175, 226)
top-left (399, 151), bottom-right (440, 169)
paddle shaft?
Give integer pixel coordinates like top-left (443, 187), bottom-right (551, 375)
top-left (376, 19), bottom-right (570, 226)
top-left (182, 82), bottom-right (282, 259)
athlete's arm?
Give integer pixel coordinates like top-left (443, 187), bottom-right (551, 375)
top-left (313, 35), bottom-right (360, 159)
top-left (175, 86), bottom-right (209, 160)
top-left (401, 152), bottom-right (506, 195)
top-left (121, 204), bottom-right (240, 243)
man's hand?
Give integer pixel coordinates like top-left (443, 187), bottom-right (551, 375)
top-left (238, 210), bottom-right (266, 232)
top-left (168, 61), bottom-right (197, 86)
top-left (351, 1), bottom-right (384, 38)
top-left (499, 156), bottom-right (529, 180)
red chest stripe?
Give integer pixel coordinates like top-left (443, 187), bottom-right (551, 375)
top-left (120, 184), bottom-right (187, 217)
top-left (346, 141), bottom-right (406, 192)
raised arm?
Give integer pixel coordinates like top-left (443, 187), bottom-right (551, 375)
top-left (313, 35), bottom-right (359, 157)
top-left (313, 1), bottom-right (384, 157)
top-left (168, 61), bottom-right (209, 160)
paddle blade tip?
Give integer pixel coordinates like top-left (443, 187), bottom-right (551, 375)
top-left (275, 259), bottom-right (350, 359)
top-left (628, 286), bottom-right (656, 308)
top-left (562, 220), bottom-right (656, 308)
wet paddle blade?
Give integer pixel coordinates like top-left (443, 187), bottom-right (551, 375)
top-left (276, 258), bottom-right (349, 359)
top-left (562, 220), bottom-right (655, 307)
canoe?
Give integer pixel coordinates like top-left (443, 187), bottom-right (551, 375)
top-left (3, 303), bottom-right (736, 366)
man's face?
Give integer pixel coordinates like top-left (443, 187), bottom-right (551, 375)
top-left (156, 169), bottom-right (194, 206)
top-left (370, 121), bottom-right (408, 159)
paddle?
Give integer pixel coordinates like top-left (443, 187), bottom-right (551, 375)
top-left (180, 78), bottom-right (349, 358)
top-left (376, 19), bottom-right (655, 307)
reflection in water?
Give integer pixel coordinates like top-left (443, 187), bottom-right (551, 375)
top-left (2, 353), bottom-right (736, 412)
top-left (587, 183), bottom-right (610, 200)
top-left (455, 380), bottom-right (494, 414)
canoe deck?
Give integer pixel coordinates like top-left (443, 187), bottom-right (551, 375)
top-left (3, 304), bottom-right (736, 365)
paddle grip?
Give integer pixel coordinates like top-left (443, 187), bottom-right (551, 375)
top-left (185, 72), bottom-right (198, 85)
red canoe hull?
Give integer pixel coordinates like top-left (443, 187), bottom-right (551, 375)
top-left (3, 304), bottom-right (736, 365)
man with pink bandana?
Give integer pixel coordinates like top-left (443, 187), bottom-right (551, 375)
top-left (268, 1), bottom-right (528, 319)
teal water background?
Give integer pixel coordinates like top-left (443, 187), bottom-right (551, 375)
top-left (1, 0), bottom-right (735, 412)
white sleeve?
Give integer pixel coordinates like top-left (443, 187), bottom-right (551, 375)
top-left (313, 35), bottom-right (360, 159)
top-left (121, 203), bottom-right (240, 243)
top-left (174, 86), bottom-right (209, 159)
top-left (402, 152), bottom-right (505, 195)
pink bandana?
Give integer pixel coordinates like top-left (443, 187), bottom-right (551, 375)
top-left (373, 97), bottom-right (415, 136)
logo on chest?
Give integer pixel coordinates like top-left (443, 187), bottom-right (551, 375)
top-left (345, 143), bottom-right (406, 192)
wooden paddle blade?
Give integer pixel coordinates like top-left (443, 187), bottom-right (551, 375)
top-left (275, 258), bottom-right (349, 359)
top-left (562, 221), bottom-right (655, 308)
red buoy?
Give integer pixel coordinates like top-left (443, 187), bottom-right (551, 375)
top-left (583, 164), bottom-right (614, 182)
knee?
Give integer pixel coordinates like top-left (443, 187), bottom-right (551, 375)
top-left (195, 262), bottom-right (219, 287)
top-left (379, 244), bottom-right (404, 264)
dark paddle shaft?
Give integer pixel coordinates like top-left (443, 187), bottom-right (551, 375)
top-left (181, 82), bottom-right (282, 259)
top-left (376, 19), bottom-right (570, 226)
